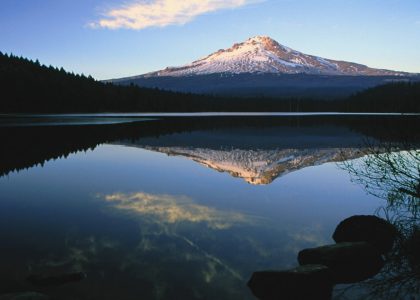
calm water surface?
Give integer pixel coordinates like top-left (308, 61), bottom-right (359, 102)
top-left (0, 115), bottom-right (419, 299)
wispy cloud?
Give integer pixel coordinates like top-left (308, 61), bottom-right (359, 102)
top-left (90, 0), bottom-right (261, 30)
top-left (101, 192), bottom-right (252, 229)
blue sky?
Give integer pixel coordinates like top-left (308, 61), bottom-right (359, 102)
top-left (1, 0), bottom-right (419, 79)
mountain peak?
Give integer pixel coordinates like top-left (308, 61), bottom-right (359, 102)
top-left (139, 36), bottom-right (407, 77)
top-left (246, 35), bottom-right (284, 46)
top-left (247, 35), bottom-right (273, 42)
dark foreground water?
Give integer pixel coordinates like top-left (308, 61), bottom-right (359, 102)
top-left (0, 115), bottom-right (419, 300)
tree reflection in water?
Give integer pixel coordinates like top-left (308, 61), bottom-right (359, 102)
top-left (339, 143), bottom-right (420, 299)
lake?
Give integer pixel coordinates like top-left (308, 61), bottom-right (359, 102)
top-left (0, 114), bottom-right (419, 299)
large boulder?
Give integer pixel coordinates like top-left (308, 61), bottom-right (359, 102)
top-left (0, 292), bottom-right (49, 300)
top-left (247, 264), bottom-right (333, 300)
top-left (298, 242), bottom-right (384, 284)
top-left (333, 215), bottom-right (397, 254)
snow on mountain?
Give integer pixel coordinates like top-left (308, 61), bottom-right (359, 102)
top-left (140, 36), bottom-right (406, 77)
top-left (132, 146), bottom-right (363, 185)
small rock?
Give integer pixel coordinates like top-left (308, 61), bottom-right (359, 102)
top-left (26, 272), bottom-right (86, 287)
top-left (333, 215), bottom-right (397, 254)
top-left (0, 292), bottom-right (49, 300)
top-left (248, 264), bottom-right (333, 300)
top-left (298, 242), bottom-right (384, 283)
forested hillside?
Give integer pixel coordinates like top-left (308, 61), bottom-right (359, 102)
top-left (0, 52), bottom-right (210, 112)
top-left (0, 52), bottom-right (419, 113)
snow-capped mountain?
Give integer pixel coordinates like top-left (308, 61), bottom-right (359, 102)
top-left (122, 145), bottom-right (363, 185)
top-left (140, 36), bottom-right (405, 77)
top-left (111, 35), bottom-right (416, 97)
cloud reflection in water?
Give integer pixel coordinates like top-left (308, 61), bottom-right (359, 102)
top-left (102, 192), bottom-right (251, 230)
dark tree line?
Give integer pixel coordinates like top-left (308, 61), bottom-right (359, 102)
top-left (1, 52), bottom-right (419, 113)
top-left (345, 82), bottom-right (420, 113)
top-left (0, 52), bottom-right (211, 113)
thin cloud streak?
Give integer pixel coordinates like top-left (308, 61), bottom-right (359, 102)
top-left (102, 192), bottom-right (252, 229)
top-left (90, 0), bottom-right (261, 30)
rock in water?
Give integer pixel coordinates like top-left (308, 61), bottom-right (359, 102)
top-left (26, 272), bottom-right (86, 287)
top-left (298, 242), bottom-right (384, 284)
top-left (247, 264), bottom-right (333, 300)
top-left (333, 215), bottom-right (397, 254)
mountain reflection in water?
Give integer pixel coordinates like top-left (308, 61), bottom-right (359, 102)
top-left (0, 115), bottom-right (419, 300)
top-left (114, 118), bottom-right (368, 185)
top-left (1, 115), bottom-right (419, 183)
